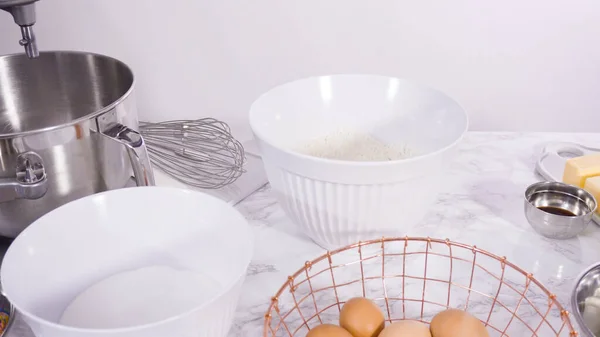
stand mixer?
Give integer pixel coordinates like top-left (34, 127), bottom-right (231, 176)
top-left (0, 0), bottom-right (158, 240)
top-left (0, 0), bottom-right (39, 58)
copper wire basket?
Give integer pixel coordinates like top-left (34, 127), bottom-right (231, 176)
top-left (264, 237), bottom-right (577, 337)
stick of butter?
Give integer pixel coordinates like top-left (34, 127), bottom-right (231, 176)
top-left (563, 154), bottom-right (600, 187)
top-left (584, 176), bottom-right (600, 214)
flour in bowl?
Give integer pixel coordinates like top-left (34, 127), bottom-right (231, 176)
top-left (296, 129), bottom-right (415, 161)
top-left (59, 265), bottom-right (221, 329)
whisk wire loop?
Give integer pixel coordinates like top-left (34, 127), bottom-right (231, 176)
top-left (140, 118), bottom-right (245, 189)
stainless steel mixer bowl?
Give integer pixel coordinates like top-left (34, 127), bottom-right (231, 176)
top-left (0, 51), bottom-right (154, 237)
top-left (572, 262), bottom-right (600, 337)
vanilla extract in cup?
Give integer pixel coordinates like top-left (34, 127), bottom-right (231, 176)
top-left (537, 206), bottom-right (577, 217)
top-left (524, 181), bottom-right (597, 239)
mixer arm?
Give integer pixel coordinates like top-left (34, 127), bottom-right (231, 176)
top-left (0, 0), bottom-right (39, 58)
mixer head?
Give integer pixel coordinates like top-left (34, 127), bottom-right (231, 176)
top-left (0, 0), bottom-right (39, 58)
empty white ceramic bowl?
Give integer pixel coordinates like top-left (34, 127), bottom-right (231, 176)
top-left (249, 75), bottom-right (468, 249)
top-left (1, 187), bottom-right (252, 337)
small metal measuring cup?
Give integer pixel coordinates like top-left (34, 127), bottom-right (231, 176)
top-left (524, 181), bottom-right (597, 239)
top-left (572, 262), bottom-right (600, 337)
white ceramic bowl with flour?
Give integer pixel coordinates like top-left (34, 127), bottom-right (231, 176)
top-left (1, 187), bottom-right (252, 337)
top-left (249, 75), bottom-right (468, 248)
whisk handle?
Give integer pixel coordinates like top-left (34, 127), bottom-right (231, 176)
top-left (102, 124), bottom-right (156, 186)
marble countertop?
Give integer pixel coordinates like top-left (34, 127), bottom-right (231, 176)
top-left (230, 132), bottom-right (600, 336)
top-left (6, 131), bottom-right (600, 337)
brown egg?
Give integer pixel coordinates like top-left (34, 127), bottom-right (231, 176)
top-left (430, 309), bottom-right (490, 337)
top-left (306, 324), bottom-right (353, 337)
top-left (339, 297), bottom-right (385, 337)
top-left (378, 321), bottom-right (431, 337)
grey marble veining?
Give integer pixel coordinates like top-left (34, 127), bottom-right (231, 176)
top-left (5, 132), bottom-right (600, 337)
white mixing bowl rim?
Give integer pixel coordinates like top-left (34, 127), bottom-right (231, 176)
top-left (1, 186), bottom-right (254, 334)
top-left (249, 74), bottom-right (470, 166)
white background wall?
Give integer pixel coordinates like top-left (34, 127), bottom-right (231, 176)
top-left (1, 0), bottom-right (599, 138)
